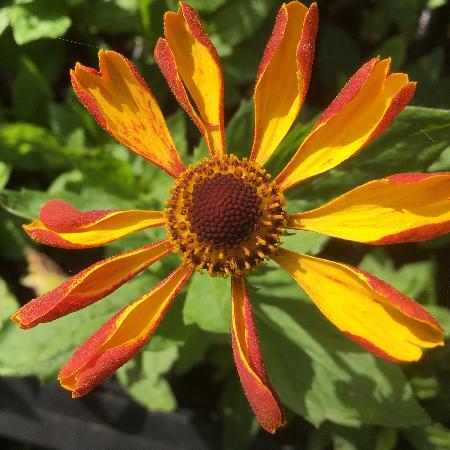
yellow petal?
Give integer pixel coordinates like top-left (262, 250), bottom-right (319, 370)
top-left (12, 240), bottom-right (173, 329)
top-left (160, 2), bottom-right (225, 159)
top-left (276, 58), bottom-right (416, 191)
top-left (288, 172), bottom-right (450, 244)
top-left (71, 50), bottom-right (185, 177)
top-left (250, 2), bottom-right (318, 166)
top-left (24, 200), bottom-right (165, 248)
top-left (59, 263), bottom-right (193, 397)
top-left (272, 248), bottom-right (443, 362)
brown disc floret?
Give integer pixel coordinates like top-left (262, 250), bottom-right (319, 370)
top-left (165, 155), bottom-right (287, 277)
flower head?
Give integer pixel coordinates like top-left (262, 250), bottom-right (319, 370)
top-left (12, 1), bottom-right (449, 434)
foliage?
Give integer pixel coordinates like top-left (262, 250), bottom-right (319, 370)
top-left (0, 0), bottom-right (449, 448)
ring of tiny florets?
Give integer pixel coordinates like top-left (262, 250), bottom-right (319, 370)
top-left (165, 155), bottom-right (287, 278)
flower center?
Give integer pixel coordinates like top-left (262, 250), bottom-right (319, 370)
top-left (165, 155), bottom-right (286, 278)
top-left (189, 173), bottom-right (262, 249)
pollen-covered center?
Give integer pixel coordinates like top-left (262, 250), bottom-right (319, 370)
top-left (189, 173), bottom-right (262, 249)
top-left (165, 155), bottom-right (287, 278)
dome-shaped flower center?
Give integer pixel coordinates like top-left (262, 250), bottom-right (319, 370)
top-left (165, 155), bottom-right (287, 277)
top-left (189, 173), bottom-right (262, 249)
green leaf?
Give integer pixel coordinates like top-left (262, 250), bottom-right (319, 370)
top-left (0, 273), bottom-right (155, 380)
top-left (249, 268), bottom-right (428, 427)
top-left (183, 272), bottom-right (230, 333)
top-left (0, 278), bottom-right (20, 330)
top-left (76, 0), bottom-right (139, 33)
top-left (174, 326), bottom-right (214, 375)
top-left (117, 346), bottom-right (178, 412)
top-left (0, 123), bottom-right (67, 172)
top-left (226, 99), bottom-right (254, 158)
top-left (317, 25), bottom-right (362, 93)
top-left (12, 55), bottom-right (52, 125)
top-left (220, 376), bottom-right (259, 450)
top-left (9, 0), bottom-right (71, 45)
top-left (358, 250), bottom-right (436, 305)
top-left (0, 210), bottom-right (27, 260)
top-left (406, 423), bottom-right (450, 450)
top-left (290, 107), bottom-right (450, 205)
top-left (374, 35), bottom-right (407, 71)
top-left (0, 7), bottom-right (10, 36)
top-left (166, 109), bottom-right (188, 160)
top-left (207, 0), bottom-right (274, 50)
top-left (280, 230), bottom-right (329, 256)
top-left (0, 161), bottom-right (11, 189)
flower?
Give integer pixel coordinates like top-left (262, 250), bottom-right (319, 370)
top-left (12, 1), bottom-right (449, 434)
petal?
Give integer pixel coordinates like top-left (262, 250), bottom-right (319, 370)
top-left (71, 50), bottom-right (185, 178)
top-left (276, 58), bottom-right (416, 191)
top-left (288, 172), bottom-right (450, 244)
top-left (231, 276), bottom-right (285, 433)
top-left (58, 263), bottom-right (193, 397)
top-left (272, 249), bottom-right (444, 362)
top-left (156, 2), bottom-right (225, 159)
top-left (250, 2), bottom-right (318, 166)
top-left (24, 200), bottom-right (165, 249)
top-left (11, 240), bottom-right (173, 329)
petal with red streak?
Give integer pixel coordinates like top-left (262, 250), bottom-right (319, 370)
top-left (24, 200), bottom-right (165, 249)
top-left (250, 2), bottom-right (318, 166)
top-left (231, 276), bottom-right (285, 433)
top-left (287, 172), bottom-right (450, 244)
top-left (58, 263), bottom-right (193, 397)
top-left (272, 248), bottom-right (443, 362)
top-left (11, 240), bottom-right (173, 329)
top-left (276, 58), bottom-right (416, 191)
top-left (71, 50), bottom-right (185, 177)
top-left (156, 2), bottom-right (225, 159)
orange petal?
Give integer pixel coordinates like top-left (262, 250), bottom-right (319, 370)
top-left (155, 2), bottom-right (225, 159)
top-left (71, 50), bottom-right (185, 177)
top-left (231, 276), bottom-right (285, 433)
top-left (276, 58), bottom-right (416, 191)
top-left (288, 172), bottom-right (450, 244)
top-left (11, 240), bottom-right (173, 329)
top-left (23, 200), bottom-right (165, 248)
top-left (58, 263), bottom-right (193, 397)
top-left (272, 248), bottom-right (444, 362)
top-left (250, 1), bottom-right (318, 166)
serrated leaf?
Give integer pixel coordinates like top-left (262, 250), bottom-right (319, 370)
top-left (183, 272), bottom-right (230, 333)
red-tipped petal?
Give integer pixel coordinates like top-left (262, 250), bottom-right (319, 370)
top-left (156, 2), bottom-right (226, 159)
top-left (58, 263), bottom-right (193, 397)
top-left (273, 249), bottom-right (443, 362)
top-left (250, 2), bottom-right (318, 166)
top-left (231, 276), bottom-right (285, 433)
top-left (276, 59), bottom-right (416, 191)
top-left (287, 172), bottom-right (450, 244)
top-left (71, 50), bottom-right (185, 177)
top-left (24, 200), bottom-right (165, 249)
top-left (11, 240), bottom-right (173, 329)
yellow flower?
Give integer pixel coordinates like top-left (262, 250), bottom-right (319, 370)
top-left (12, 1), bottom-right (448, 434)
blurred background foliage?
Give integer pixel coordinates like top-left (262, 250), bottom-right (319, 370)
top-left (0, 0), bottom-right (449, 449)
